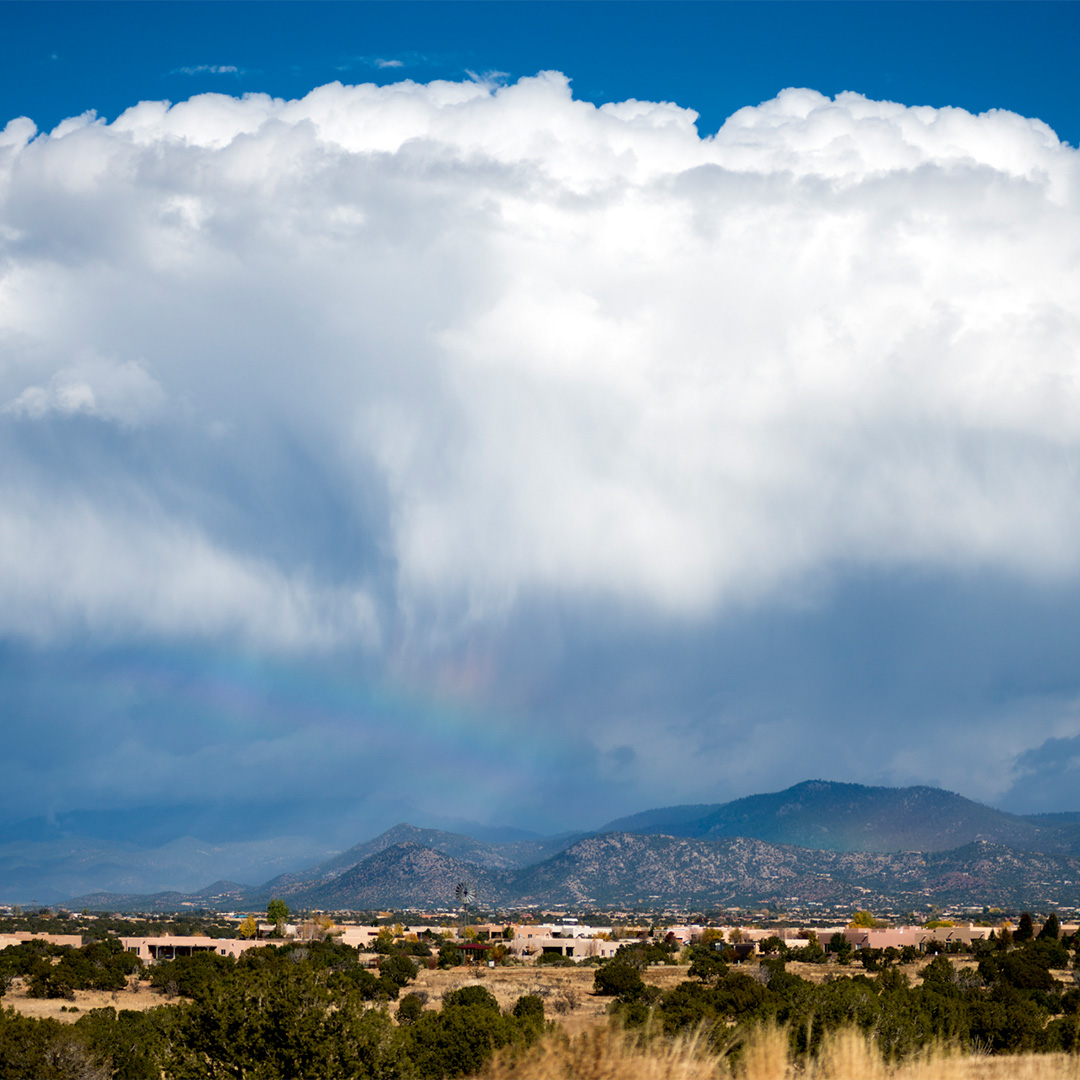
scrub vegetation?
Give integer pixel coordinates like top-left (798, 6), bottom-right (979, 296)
top-left (486, 1023), bottom-right (1080, 1080)
top-left (0, 920), bottom-right (1078, 1078)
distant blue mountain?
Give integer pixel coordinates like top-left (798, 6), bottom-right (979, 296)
top-left (1, 802), bottom-right (316, 847)
top-left (19, 779), bottom-right (1080, 908)
top-left (598, 780), bottom-right (1080, 855)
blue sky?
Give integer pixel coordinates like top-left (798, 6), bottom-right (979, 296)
top-left (2, 1), bottom-right (1080, 856)
top-left (7, 2), bottom-right (1080, 143)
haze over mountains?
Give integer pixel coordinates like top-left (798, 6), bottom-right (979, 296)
top-left (7, 781), bottom-right (1080, 911)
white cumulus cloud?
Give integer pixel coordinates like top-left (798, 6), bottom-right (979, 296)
top-left (0, 72), bottom-right (1078, 646)
top-left (0, 492), bottom-right (381, 650)
top-left (173, 65), bottom-right (241, 76)
top-left (4, 352), bottom-right (166, 425)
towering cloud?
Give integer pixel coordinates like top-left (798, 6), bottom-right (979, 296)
top-left (1, 74), bottom-right (1078, 828)
top-left (2, 74), bottom-right (1075, 646)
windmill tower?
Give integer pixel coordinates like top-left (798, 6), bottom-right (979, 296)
top-left (454, 880), bottom-right (476, 931)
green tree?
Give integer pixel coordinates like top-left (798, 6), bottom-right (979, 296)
top-left (593, 960), bottom-right (645, 1000)
top-left (75, 1005), bottom-right (187, 1080)
top-left (333, 964), bottom-right (401, 1002)
top-left (0, 1007), bottom-right (108, 1080)
top-left (657, 981), bottom-right (717, 1035)
top-left (266, 899), bottom-right (290, 937)
top-left (687, 947), bottom-right (728, 983)
top-left (150, 951), bottom-right (235, 999)
top-left (437, 943), bottom-right (463, 969)
top-left (512, 994), bottom-right (544, 1024)
top-left (828, 932), bottom-right (853, 964)
top-left (377, 952), bottom-right (418, 989)
top-left (920, 954), bottom-right (958, 990)
top-left (177, 959), bottom-right (395, 1079)
top-left (1038, 913), bottom-right (1062, 941)
top-left (788, 939), bottom-right (826, 963)
top-left (397, 993), bottom-right (425, 1025)
top-left (849, 910), bottom-right (883, 928)
top-left (399, 985), bottom-right (523, 1079)
top-left (536, 951), bottom-right (575, 966)
top-left (371, 927), bottom-right (396, 954)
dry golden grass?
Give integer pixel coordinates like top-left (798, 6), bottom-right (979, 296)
top-left (733, 1023), bottom-right (790, 1080)
top-left (483, 1023), bottom-right (1080, 1080)
top-left (2, 976), bottom-right (167, 1024)
top-left (486, 1024), bottom-right (723, 1080)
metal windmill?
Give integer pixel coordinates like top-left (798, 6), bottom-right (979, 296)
top-left (454, 880), bottom-right (476, 928)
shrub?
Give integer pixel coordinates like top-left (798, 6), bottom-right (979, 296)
top-left (397, 993), bottom-right (425, 1024)
top-left (536, 951), bottom-right (576, 967)
top-left (593, 961), bottom-right (645, 1000)
top-left (377, 951), bottom-right (419, 988)
top-left (399, 1001), bottom-right (515, 1078)
top-left (443, 985), bottom-right (500, 1013)
top-left (687, 946), bottom-right (729, 982)
top-left (512, 994), bottom-right (545, 1023)
top-left (438, 943), bottom-right (463, 968)
top-left (150, 950), bottom-right (235, 999)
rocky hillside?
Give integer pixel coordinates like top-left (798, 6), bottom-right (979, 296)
top-left (61, 780), bottom-right (1080, 912)
top-left (505, 833), bottom-right (1080, 908)
top-left (298, 843), bottom-right (515, 910)
top-left (600, 780), bottom-right (1080, 855)
top-left (256, 834), bottom-right (1080, 912)
top-left (252, 824), bottom-right (575, 903)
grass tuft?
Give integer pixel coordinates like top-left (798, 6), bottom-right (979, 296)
top-left (487, 1023), bottom-right (722, 1080)
top-left (484, 1022), bottom-right (1080, 1080)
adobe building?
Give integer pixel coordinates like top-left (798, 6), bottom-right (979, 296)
top-left (0, 932), bottom-right (83, 949)
top-left (119, 936), bottom-right (267, 962)
top-left (510, 923), bottom-right (621, 961)
top-left (835, 926), bottom-right (994, 951)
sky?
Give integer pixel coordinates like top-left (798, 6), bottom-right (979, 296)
top-left (2, 0), bottom-right (1080, 854)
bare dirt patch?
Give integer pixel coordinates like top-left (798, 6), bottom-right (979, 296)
top-left (402, 962), bottom-right (701, 1035)
top-left (784, 958), bottom-right (979, 985)
top-left (2, 977), bottom-right (173, 1024)
top-left (408, 964), bottom-right (609, 1028)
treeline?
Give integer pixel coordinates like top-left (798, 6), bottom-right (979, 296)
top-left (0, 938), bottom-right (545, 1079)
top-left (0, 938), bottom-right (141, 999)
top-left (3, 917), bottom-right (1080, 1078)
top-left (595, 917), bottom-right (1080, 1058)
top-left (0, 911), bottom-right (238, 939)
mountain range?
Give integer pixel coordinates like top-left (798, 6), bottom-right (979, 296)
top-left (0, 834), bottom-right (342, 907)
top-left (41, 780), bottom-right (1080, 913)
top-left (602, 781), bottom-right (1080, 854)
